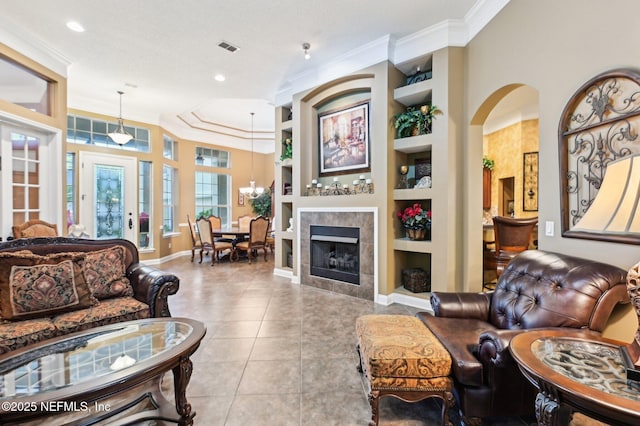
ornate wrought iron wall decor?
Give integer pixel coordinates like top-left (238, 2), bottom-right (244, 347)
top-left (559, 68), bottom-right (640, 243)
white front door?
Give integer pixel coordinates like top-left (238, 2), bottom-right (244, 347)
top-left (79, 152), bottom-right (137, 244)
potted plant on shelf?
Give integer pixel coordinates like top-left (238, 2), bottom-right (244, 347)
top-left (397, 203), bottom-right (431, 240)
top-left (393, 105), bottom-right (440, 138)
top-left (280, 137), bottom-right (293, 165)
top-left (483, 156), bottom-right (494, 170)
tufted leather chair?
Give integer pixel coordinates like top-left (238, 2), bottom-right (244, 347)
top-left (416, 250), bottom-right (629, 425)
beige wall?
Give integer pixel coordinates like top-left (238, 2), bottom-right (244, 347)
top-left (465, 0), bottom-right (640, 340)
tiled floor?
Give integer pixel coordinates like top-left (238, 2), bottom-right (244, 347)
top-left (159, 253), bottom-right (535, 425)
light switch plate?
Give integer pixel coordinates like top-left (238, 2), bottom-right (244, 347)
top-left (545, 221), bottom-right (554, 237)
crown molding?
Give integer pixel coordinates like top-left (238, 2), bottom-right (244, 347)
top-left (0, 16), bottom-right (70, 76)
top-left (275, 0), bottom-right (510, 106)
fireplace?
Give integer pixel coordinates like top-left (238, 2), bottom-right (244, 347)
top-left (310, 225), bottom-right (359, 285)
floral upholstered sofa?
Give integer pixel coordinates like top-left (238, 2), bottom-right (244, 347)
top-left (0, 237), bottom-right (180, 354)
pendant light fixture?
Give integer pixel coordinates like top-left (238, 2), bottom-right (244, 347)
top-left (239, 112), bottom-right (265, 198)
top-left (108, 91), bottom-right (133, 145)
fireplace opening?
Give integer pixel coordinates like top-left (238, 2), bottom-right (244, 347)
top-left (310, 225), bottom-right (360, 285)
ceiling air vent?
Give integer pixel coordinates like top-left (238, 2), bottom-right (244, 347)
top-left (218, 41), bottom-right (239, 53)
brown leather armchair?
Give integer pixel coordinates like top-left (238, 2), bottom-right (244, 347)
top-left (416, 250), bottom-right (629, 424)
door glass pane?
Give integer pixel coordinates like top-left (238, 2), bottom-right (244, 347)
top-left (95, 165), bottom-right (124, 239)
top-left (13, 187), bottom-right (25, 209)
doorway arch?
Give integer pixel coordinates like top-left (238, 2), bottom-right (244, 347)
top-left (464, 84), bottom-right (540, 291)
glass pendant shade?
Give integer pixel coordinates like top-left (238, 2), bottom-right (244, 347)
top-left (108, 91), bottom-right (133, 145)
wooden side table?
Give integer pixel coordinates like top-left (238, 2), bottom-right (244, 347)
top-left (510, 329), bottom-right (640, 426)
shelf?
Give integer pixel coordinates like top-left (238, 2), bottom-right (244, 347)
top-left (393, 238), bottom-right (433, 253)
top-left (394, 79), bottom-right (433, 107)
top-left (281, 119), bottom-right (293, 131)
top-left (276, 230), bottom-right (294, 240)
top-left (281, 195), bottom-right (293, 203)
top-left (394, 134), bottom-right (433, 153)
top-left (393, 188), bottom-right (432, 200)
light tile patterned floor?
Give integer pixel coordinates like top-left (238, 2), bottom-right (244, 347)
top-left (159, 254), bottom-right (534, 426)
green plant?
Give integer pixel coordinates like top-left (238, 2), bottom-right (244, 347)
top-left (249, 189), bottom-right (272, 217)
top-left (393, 105), bottom-right (439, 138)
top-left (280, 137), bottom-right (293, 161)
top-left (483, 156), bottom-right (495, 170)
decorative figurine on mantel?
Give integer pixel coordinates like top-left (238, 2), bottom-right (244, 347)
top-left (286, 218), bottom-right (294, 232)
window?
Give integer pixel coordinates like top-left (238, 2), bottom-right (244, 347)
top-left (0, 55), bottom-right (51, 116)
top-left (139, 161), bottom-right (152, 248)
top-left (163, 165), bottom-right (178, 234)
top-left (195, 172), bottom-right (231, 226)
top-left (195, 146), bottom-right (230, 168)
top-left (66, 153), bottom-right (76, 227)
top-left (163, 135), bottom-right (177, 160)
top-left (67, 114), bottom-right (150, 152)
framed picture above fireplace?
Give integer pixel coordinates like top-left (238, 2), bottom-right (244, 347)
top-left (318, 101), bottom-right (370, 176)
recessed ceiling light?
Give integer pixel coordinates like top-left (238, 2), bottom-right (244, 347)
top-left (66, 21), bottom-right (85, 32)
top-left (214, 74), bottom-right (226, 82)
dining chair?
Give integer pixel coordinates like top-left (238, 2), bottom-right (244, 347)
top-left (208, 214), bottom-right (234, 245)
top-left (237, 214), bottom-right (252, 229)
top-left (265, 217), bottom-right (275, 253)
top-left (195, 216), bottom-right (214, 264)
top-left (483, 216), bottom-right (538, 289)
top-left (12, 219), bottom-right (58, 239)
top-left (233, 216), bottom-right (270, 263)
top-left (187, 214), bottom-right (202, 262)
top-left (201, 215), bottom-right (235, 265)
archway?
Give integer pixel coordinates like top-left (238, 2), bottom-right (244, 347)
top-left (465, 84), bottom-right (540, 291)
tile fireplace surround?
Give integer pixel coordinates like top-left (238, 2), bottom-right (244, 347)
top-left (299, 208), bottom-right (376, 301)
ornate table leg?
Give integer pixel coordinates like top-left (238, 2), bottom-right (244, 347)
top-left (173, 355), bottom-right (195, 426)
top-left (535, 392), bottom-right (560, 426)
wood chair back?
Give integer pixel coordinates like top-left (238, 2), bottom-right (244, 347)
top-left (237, 215), bottom-right (252, 230)
top-left (196, 216), bottom-right (213, 247)
top-left (12, 219), bottom-right (58, 239)
top-left (208, 215), bottom-right (222, 230)
top-left (484, 216), bottom-right (538, 281)
top-left (493, 216), bottom-right (538, 254)
top-left (249, 216), bottom-right (270, 245)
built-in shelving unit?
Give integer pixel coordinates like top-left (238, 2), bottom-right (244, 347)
top-left (274, 105), bottom-right (294, 276)
top-left (390, 48), bottom-right (462, 297)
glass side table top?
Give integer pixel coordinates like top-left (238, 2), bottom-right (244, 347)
top-left (532, 337), bottom-right (640, 402)
top-left (0, 320), bottom-right (194, 399)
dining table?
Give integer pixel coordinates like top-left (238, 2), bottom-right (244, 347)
top-left (211, 227), bottom-right (250, 240)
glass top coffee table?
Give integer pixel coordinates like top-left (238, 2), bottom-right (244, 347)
top-left (510, 329), bottom-right (640, 426)
top-left (0, 317), bottom-right (206, 426)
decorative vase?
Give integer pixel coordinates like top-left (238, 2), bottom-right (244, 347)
top-left (407, 228), bottom-right (427, 241)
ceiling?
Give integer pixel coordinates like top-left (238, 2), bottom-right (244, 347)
top-left (0, 0), bottom-right (507, 152)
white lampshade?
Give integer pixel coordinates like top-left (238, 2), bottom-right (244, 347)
top-left (572, 154), bottom-right (640, 235)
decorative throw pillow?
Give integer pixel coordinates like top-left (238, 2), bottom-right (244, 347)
top-left (83, 246), bottom-right (133, 300)
top-left (0, 252), bottom-right (97, 320)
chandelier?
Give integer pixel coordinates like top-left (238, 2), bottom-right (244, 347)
top-left (239, 112), bottom-right (265, 198)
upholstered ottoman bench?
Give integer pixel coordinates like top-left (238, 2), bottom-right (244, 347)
top-left (355, 315), bottom-right (453, 426)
